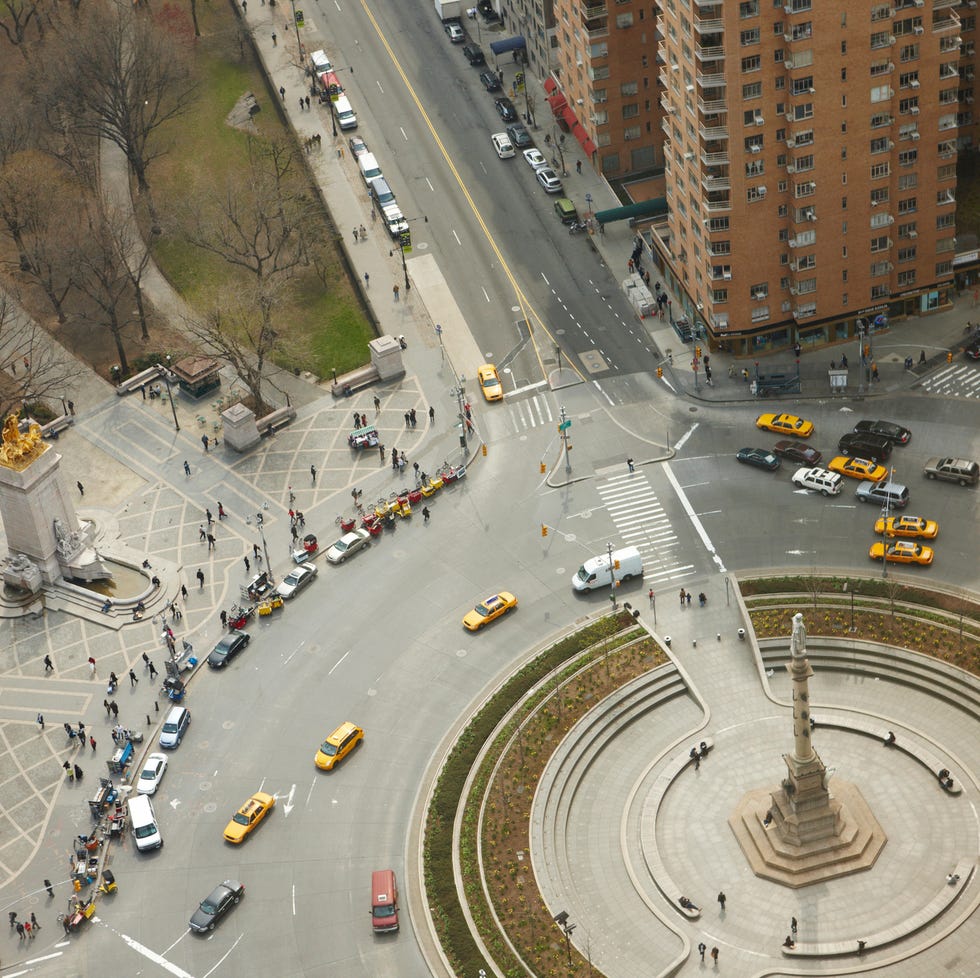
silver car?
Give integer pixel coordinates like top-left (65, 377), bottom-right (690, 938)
top-left (276, 562), bottom-right (318, 599)
top-left (535, 167), bottom-right (563, 194)
top-left (325, 529), bottom-right (372, 564)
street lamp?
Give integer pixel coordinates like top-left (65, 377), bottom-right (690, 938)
top-left (288, 0), bottom-right (303, 61)
top-left (162, 357), bottom-right (180, 432)
top-left (553, 911), bottom-right (576, 966)
top-left (255, 511), bottom-right (274, 584)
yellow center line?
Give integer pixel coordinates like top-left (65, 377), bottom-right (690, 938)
top-left (355, 0), bottom-right (588, 385)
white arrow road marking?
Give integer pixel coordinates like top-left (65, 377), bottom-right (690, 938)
top-left (281, 783), bottom-right (297, 817)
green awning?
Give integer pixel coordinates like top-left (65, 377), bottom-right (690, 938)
top-left (594, 198), bottom-right (667, 224)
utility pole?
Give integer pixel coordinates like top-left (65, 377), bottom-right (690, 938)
top-left (558, 405), bottom-right (572, 474)
top-left (607, 541), bottom-right (618, 610)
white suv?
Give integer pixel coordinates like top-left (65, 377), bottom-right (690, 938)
top-left (791, 466), bottom-right (842, 496)
top-left (491, 133), bottom-right (515, 159)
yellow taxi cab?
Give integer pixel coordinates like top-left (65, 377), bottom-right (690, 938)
top-left (223, 791), bottom-right (275, 843)
top-left (477, 364), bottom-right (503, 402)
top-left (462, 591), bottom-right (518, 631)
top-left (314, 721), bottom-right (364, 771)
top-left (828, 456), bottom-right (888, 482)
top-left (874, 515), bottom-right (939, 539)
top-left (868, 541), bottom-right (934, 566)
top-left (755, 413), bottom-right (814, 438)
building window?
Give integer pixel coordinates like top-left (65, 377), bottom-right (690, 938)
top-left (747, 186), bottom-right (767, 202)
top-left (897, 173), bottom-right (917, 190)
top-left (794, 102), bottom-right (814, 120)
top-left (900, 43), bottom-right (919, 63)
top-left (870, 187), bottom-right (890, 205)
top-left (870, 60), bottom-right (892, 78)
top-left (936, 237), bottom-right (956, 252)
top-left (620, 81), bottom-right (638, 96)
top-left (796, 278), bottom-right (817, 294)
top-left (622, 103), bottom-right (640, 119)
top-left (936, 261), bottom-right (953, 276)
top-left (899, 71), bottom-right (919, 88)
top-left (741, 28), bottom-right (761, 45)
top-left (871, 284), bottom-right (889, 299)
top-left (797, 254), bottom-right (816, 270)
top-left (623, 125), bottom-right (642, 140)
top-left (898, 222), bottom-right (917, 238)
top-left (871, 235), bottom-right (890, 252)
top-left (897, 247), bottom-right (917, 262)
top-left (743, 81), bottom-right (763, 99)
top-left (897, 270), bottom-right (916, 287)
top-left (792, 76), bottom-right (814, 96)
top-left (898, 149), bottom-right (917, 166)
top-left (936, 213), bottom-right (955, 229)
top-left (899, 96), bottom-right (919, 114)
top-left (870, 85), bottom-right (892, 103)
top-left (749, 283), bottom-right (768, 298)
top-left (870, 261), bottom-right (890, 277)
top-left (870, 31), bottom-right (891, 50)
top-left (712, 288), bottom-right (729, 303)
top-left (870, 162), bottom-right (891, 180)
top-left (740, 0), bottom-right (760, 16)
top-left (616, 12), bottom-right (634, 29)
top-left (742, 55), bottom-right (762, 72)
top-left (794, 181), bottom-right (816, 198)
top-left (870, 4), bottom-right (891, 21)
top-left (870, 136), bottom-right (890, 154)
top-left (751, 305), bottom-right (771, 322)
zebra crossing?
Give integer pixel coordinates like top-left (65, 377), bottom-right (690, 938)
top-left (596, 472), bottom-right (695, 584)
top-left (503, 393), bottom-right (554, 433)
top-left (918, 363), bottom-right (980, 398)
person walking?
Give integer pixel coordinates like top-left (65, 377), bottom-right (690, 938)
top-left (626, 457), bottom-right (635, 473)
top-left (148, 662), bottom-right (158, 680)
top-left (30, 913), bottom-right (40, 932)
top-left (697, 942), bottom-right (706, 962)
top-left (217, 502), bottom-right (226, 520)
top-left (184, 460), bottom-right (191, 477)
top-left (88, 655), bottom-right (96, 676)
top-left (717, 891), bottom-right (726, 911)
top-left (373, 395), bottom-right (381, 414)
top-left (44, 654), bottom-right (53, 672)
top-left (16, 921), bottom-right (25, 940)
top-left (73, 763), bottom-right (83, 780)
top-left (9, 911), bottom-right (17, 929)
top-left (207, 533), bottom-right (216, 551)
top-left (429, 405), bottom-right (435, 423)
top-left (359, 224), bottom-right (366, 240)
top-left (273, 33), bottom-right (278, 47)
top-left (196, 568), bottom-right (205, 589)
top-left (104, 699), bottom-right (112, 717)
top-left (310, 464), bottom-right (317, 484)
top-left (199, 524), bottom-right (207, 541)
top-left (201, 434), bottom-right (209, 452)
top-left (37, 713), bottom-right (44, 730)
top-left (76, 481), bottom-right (84, 496)
top-left (24, 920), bottom-right (33, 940)
top-left (205, 508), bottom-right (213, 525)
top-left (422, 506), bottom-right (430, 524)
top-left (379, 444), bottom-right (386, 463)
top-left (89, 735), bottom-right (96, 752)
top-left (44, 880), bottom-right (54, 898)
top-left (128, 669), bottom-right (138, 687)
top-left (78, 721), bottom-right (85, 739)
top-left (181, 584), bottom-right (188, 600)
top-left (110, 700), bottom-right (119, 718)
top-left (364, 272), bottom-right (370, 288)
top-left (393, 283), bottom-right (400, 301)
top-left (710, 947), bottom-right (719, 964)
top-left (244, 556), bottom-right (251, 574)
top-left (791, 916), bottom-right (798, 937)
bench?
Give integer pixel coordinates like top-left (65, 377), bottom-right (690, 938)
top-left (330, 364), bottom-right (381, 398)
top-left (40, 415), bottom-right (73, 438)
top-left (256, 405), bottom-right (297, 436)
top-left (811, 714), bottom-right (962, 795)
top-left (115, 365), bottom-right (164, 395)
top-left (782, 859), bottom-right (974, 957)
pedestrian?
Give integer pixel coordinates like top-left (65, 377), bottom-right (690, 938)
top-left (8, 911), bottom-right (17, 928)
top-left (379, 443), bottom-right (386, 462)
top-left (393, 283), bottom-right (400, 301)
top-left (679, 588), bottom-right (686, 609)
top-left (353, 227), bottom-right (358, 243)
top-left (201, 434), bottom-right (209, 452)
top-left (392, 451), bottom-right (399, 471)
top-left (171, 601), bottom-right (182, 621)
top-left (181, 584), bottom-right (188, 600)
top-left (62, 914), bottom-right (71, 934)
top-left (104, 699), bottom-right (111, 717)
top-left (24, 920), bottom-right (33, 939)
top-left (364, 272), bottom-right (370, 288)
top-left (110, 701), bottom-right (119, 718)
top-left (73, 763), bottom-right (82, 780)
top-left (67, 399), bottom-right (75, 416)
top-left (148, 662), bottom-right (157, 680)
top-left (218, 502), bottom-right (226, 519)
top-left (687, 591), bottom-right (692, 606)
top-left (129, 669), bottom-right (138, 687)
top-left (359, 224), bottom-right (366, 240)
top-left (140, 383), bottom-right (146, 399)
top-left (76, 481), bottom-right (84, 496)
top-left (244, 556), bottom-right (251, 573)
top-left (88, 655), bottom-right (96, 676)
top-left (423, 506), bottom-right (430, 523)
top-left (37, 712), bottom-right (44, 730)
top-left (184, 460), bottom-right (191, 477)
top-left (374, 395), bottom-right (381, 414)
top-left (63, 760), bottom-right (73, 780)
top-left (44, 879), bottom-right (54, 897)
top-left (872, 362), bottom-right (880, 382)
top-left (89, 735), bottom-right (96, 752)
top-left (410, 408), bottom-right (417, 427)
top-left (465, 416), bottom-right (474, 435)
top-left (253, 543), bottom-right (260, 560)
top-left (242, 0), bottom-right (247, 10)
top-left (197, 568), bottom-right (205, 589)
top-left (404, 411), bottom-right (411, 427)
top-left (310, 463), bottom-right (317, 484)
top-left (628, 258), bottom-right (634, 274)
top-left (697, 942), bottom-right (706, 962)
top-left (17, 922), bottom-right (25, 940)
top-left (291, 524), bottom-right (299, 542)
top-left (717, 891), bottom-right (726, 911)
top-left (44, 654), bottom-right (53, 672)
top-left (429, 405), bottom-right (435, 423)
top-left (299, 96), bottom-right (305, 112)
top-left (626, 457), bottom-right (635, 473)
top-left (77, 720), bottom-right (85, 740)
top-left (464, 401), bottom-right (472, 420)
top-left (207, 533), bottom-right (216, 551)
top-left (30, 912), bottom-right (39, 932)
top-left (305, 95), bottom-right (311, 110)
top-left (199, 524), bottom-right (207, 543)
top-left (413, 461), bottom-right (420, 479)
top-left (791, 916), bottom-right (798, 936)
top-left (206, 508), bottom-right (213, 525)
top-left (710, 946), bottom-right (718, 963)
top-left (220, 610), bottom-right (228, 628)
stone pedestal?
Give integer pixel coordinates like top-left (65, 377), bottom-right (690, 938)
top-left (222, 402), bottom-right (261, 453)
top-left (370, 335), bottom-right (405, 380)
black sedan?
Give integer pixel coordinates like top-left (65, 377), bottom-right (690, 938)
top-left (772, 440), bottom-right (822, 465)
top-left (506, 123), bottom-right (532, 149)
top-left (494, 97), bottom-right (517, 122)
top-left (853, 419), bottom-right (911, 445)
top-left (207, 630), bottom-right (251, 668)
top-left (479, 70), bottom-right (501, 92)
top-left (736, 447), bottom-right (781, 471)
top-left (189, 880), bottom-right (245, 932)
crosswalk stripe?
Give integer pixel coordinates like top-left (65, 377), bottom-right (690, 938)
top-left (506, 394), bottom-right (555, 433)
top-left (919, 365), bottom-right (980, 398)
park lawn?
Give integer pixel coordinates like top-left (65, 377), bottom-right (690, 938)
top-left (147, 1), bottom-right (372, 376)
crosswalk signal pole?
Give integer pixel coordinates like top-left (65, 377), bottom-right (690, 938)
top-left (560, 405), bottom-right (571, 474)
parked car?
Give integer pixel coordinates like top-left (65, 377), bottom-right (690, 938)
top-left (462, 43), bottom-right (485, 65)
top-left (494, 97), bottom-right (517, 122)
top-left (136, 753), bottom-right (168, 795)
top-left (325, 529), bottom-right (371, 564)
top-left (189, 881), bottom-right (245, 933)
top-left (772, 440), bottom-right (822, 465)
top-left (735, 447), bottom-right (781, 471)
top-left (446, 22), bottom-right (465, 42)
top-left (276, 562), bottom-right (318, 599)
top-left (347, 136), bottom-right (368, 159)
top-left (506, 123), bottom-right (532, 148)
top-left (207, 630), bottom-right (251, 669)
top-left (479, 70), bottom-right (502, 92)
top-left (491, 132), bottom-right (515, 159)
top-left (535, 167), bottom-right (563, 193)
top-left (853, 419), bottom-right (911, 445)
top-left (523, 147), bottom-right (547, 170)
top-left (923, 457), bottom-right (979, 486)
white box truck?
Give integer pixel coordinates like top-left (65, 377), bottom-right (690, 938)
top-left (434, 0), bottom-right (463, 21)
top-left (571, 546), bottom-right (643, 591)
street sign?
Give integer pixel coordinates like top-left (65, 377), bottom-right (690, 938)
top-left (558, 420), bottom-right (571, 431)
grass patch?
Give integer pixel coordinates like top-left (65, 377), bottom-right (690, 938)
top-left (144, 1), bottom-right (371, 377)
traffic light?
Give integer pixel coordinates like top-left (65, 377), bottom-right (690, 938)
top-left (695, 346), bottom-right (702, 359)
top-left (657, 367), bottom-right (663, 378)
top-left (613, 558), bottom-right (621, 570)
top-left (540, 461), bottom-right (547, 473)
top-left (947, 351), bottom-right (953, 363)
top-left (481, 443), bottom-right (488, 457)
top-left (541, 524), bottom-right (548, 537)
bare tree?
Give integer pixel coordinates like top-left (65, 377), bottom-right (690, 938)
top-left (0, 152), bottom-right (81, 323)
top-left (0, 0), bottom-right (43, 52)
top-left (44, 0), bottom-right (197, 222)
top-left (183, 280), bottom-right (308, 412)
top-left (0, 291), bottom-right (77, 418)
top-left (100, 197), bottom-right (152, 341)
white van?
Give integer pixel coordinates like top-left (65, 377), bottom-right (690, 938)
top-left (128, 794), bottom-right (163, 851)
top-left (571, 546), bottom-right (643, 591)
top-left (334, 95), bottom-right (357, 130)
top-left (310, 49), bottom-right (332, 75)
top-left (358, 152), bottom-right (382, 185)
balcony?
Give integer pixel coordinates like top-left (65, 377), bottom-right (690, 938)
top-left (702, 172), bottom-right (731, 192)
top-left (695, 44), bottom-right (726, 62)
top-left (580, 0), bottom-right (607, 18)
top-left (783, 26), bottom-right (814, 43)
top-left (699, 124), bottom-right (729, 140)
top-left (697, 97), bottom-right (727, 114)
top-left (701, 148), bottom-right (730, 165)
top-left (933, 12), bottom-right (960, 32)
top-left (703, 198), bottom-right (732, 214)
top-left (792, 306), bottom-right (817, 321)
top-left (697, 71), bottom-right (727, 87)
top-left (693, 14), bottom-right (724, 31)
top-left (585, 25), bottom-right (609, 40)
top-left (933, 0), bottom-right (957, 8)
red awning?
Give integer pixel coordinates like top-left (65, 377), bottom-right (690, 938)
top-left (572, 124), bottom-right (596, 156)
top-left (544, 77), bottom-right (558, 95)
top-left (561, 105), bottom-right (579, 129)
top-left (547, 92), bottom-right (567, 113)
top-left (581, 136), bottom-right (597, 156)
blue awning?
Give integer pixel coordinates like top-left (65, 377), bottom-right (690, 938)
top-left (490, 35), bottom-right (526, 55)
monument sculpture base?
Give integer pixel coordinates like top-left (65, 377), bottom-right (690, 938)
top-left (729, 779), bottom-right (887, 888)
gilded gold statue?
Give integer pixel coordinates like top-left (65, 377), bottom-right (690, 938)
top-left (0, 412), bottom-right (46, 468)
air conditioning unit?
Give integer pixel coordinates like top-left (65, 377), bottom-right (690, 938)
top-left (910, 106), bottom-right (919, 114)
top-left (671, 63), bottom-right (680, 71)
top-left (684, 151), bottom-right (695, 159)
top-left (889, 35), bottom-right (897, 44)
top-left (754, 116), bottom-right (764, 125)
top-left (909, 229), bottom-right (918, 237)
top-left (788, 261), bottom-right (797, 272)
top-left (786, 164), bottom-right (796, 173)
top-left (750, 145), bottom-right (761, 153)
top-left (968, 96), bottom-right (976, 104)
top-left (888, 141), bottom-right (895, 149)
top-left (888, 63), bottom-right (895, 71)
top-left (914, 0), bottom-right (923, 6)
top-left (808, 87), bottom-right (816, 94)
top-left (807, 212), bottom-right (817, 222)
top-left (871, 200), bottom-right (879, 206)
top-left (722, 271), bottom-right (732, 280)
top-left (789, 286), bottom-right (799, 295)
top-left (758, 186), bottom-right (767, 195)
top-left (788, 238), bottom-right (798, 247)
top-left (786, 138), bottom-right (796, 147)
top-left (696, 301), bottom-right (704, 310)
top-left (913, 26), bottom-right (924, 35)
top-left (686, 84), bottom-right (695, 91)
top-left (784, 59), bottom-right (795, 69)
top-left (888, 215), bottom-right (895, 223)
top-left (911, 131), bottom-right (920, 140)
